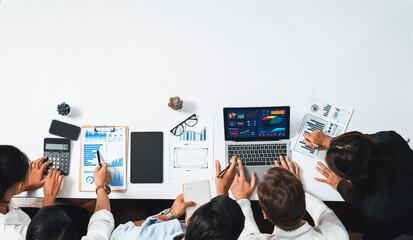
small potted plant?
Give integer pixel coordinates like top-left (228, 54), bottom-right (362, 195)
top-left (168, 96), bottom-right (183, 110)
top-left (57, 102), bottom-right (71, 116)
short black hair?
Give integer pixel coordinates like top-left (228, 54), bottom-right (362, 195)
top-left (0, 145), bottom-right (30, 201)
top-left (26, 206), bottom-right (77, 240)
top-left (185, 195), bottom-right (245, 240)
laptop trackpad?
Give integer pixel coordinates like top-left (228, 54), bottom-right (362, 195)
top-left (238, 166), bottom-right (272, 184)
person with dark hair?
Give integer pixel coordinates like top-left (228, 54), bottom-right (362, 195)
top-left (305, 130), bottom-right (413, 239)
top-left (26, 206), bottom-right (77, 240)
top-left (184, 195), bottom-right (244, 240)
top-left (26, 162), bottom-right (114, 240)
top-left (0, 145), bottom-right (60, 240)
top-left (232, 156), bottom-right (348, 240)
top-left (110, 156), bottom-right (245, 240)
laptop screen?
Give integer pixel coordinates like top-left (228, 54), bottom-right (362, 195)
top-left (223, 106), bottom-right (290, 141)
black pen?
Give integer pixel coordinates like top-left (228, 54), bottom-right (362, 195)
top-left (96, 150), bottom-right (102, 167)
top-left (217, 157), bottom-right (239, 178)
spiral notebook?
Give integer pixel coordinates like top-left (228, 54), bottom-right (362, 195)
top-left (183, 180), bottom-right (212, 219)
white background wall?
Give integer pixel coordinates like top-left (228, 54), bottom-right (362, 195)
top-left (0, 0), bottom-right (412, 200)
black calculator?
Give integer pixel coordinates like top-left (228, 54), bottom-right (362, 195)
top-left (43, 138), bottom-right (71, 175)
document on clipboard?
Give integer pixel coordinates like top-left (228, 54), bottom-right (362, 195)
top-left (79, 126), bottom-right (128, 192)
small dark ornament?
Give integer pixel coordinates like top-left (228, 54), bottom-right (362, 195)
top-left (57, 102), bottom-right (71, 116)
top-left (168, 97), bottom-right (183, 110)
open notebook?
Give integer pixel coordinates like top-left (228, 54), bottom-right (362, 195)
top-left (183, 180), bottom-right (212, 220)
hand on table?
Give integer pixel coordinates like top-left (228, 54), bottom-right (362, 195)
top-left (94, 162), bottom-right (112, 187)
top-left (315, 161), bottom-right (342, 190)
top-left (26, 157), bottom-right (52, 191)
top-left (43, 168), bottom-right (64, 206)
top-left (230, 159), bottom-right (256, 201)
top-left (170, 194), bottom-right (196, 219)
top-left (303, 130), bottom-right (332, 150)
top-left (275, 155), bottom-right (301, 182)
top-left (215, 156), bottom-right (237, 196)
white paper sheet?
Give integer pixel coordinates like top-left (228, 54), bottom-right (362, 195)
top-left (168, 116), bottom-right (214, 179)
top-left (294, 94), bottom-right (354, 158)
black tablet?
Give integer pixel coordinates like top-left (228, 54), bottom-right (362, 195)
top-left (130, 132), bottom-right (163, 183)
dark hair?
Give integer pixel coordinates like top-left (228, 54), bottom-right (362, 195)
top-left (0, 145), bottom-right (30, 201)
top-left (185, 195), bottom-right (245, 240)
top-left (257, 167), bottom-right (305, 231)
top-left (326, 131), bottom-right (394, 201)
top-left (26, 206), bottom-right (77, 240)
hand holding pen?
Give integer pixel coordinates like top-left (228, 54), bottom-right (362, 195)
top-left (215, 156), bottom-right (237, 196)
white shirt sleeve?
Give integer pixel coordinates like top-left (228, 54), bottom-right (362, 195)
top-left (81, 210), bottom-right (115, 240)
top-left (237, 199), bottom-right (269, 240)
top-left (305, 192), bottom-right (349, 240)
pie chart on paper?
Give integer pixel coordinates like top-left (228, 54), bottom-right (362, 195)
top-left (262, 116), bottom-right (282, 125)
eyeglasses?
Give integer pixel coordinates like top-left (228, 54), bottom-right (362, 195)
top-left (170, 114), bottom-right (198, 136)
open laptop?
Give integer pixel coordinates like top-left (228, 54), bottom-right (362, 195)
top-left (223, 106), bottom-right (291, 182)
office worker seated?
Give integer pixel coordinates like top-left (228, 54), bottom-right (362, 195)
top-left (26, 162), bottom-right (114, 240)
top-left (304, 130), bottom-right (413, 239)
top-left (0, 145), bottom-right (63, 240)
top-left (110, 156), bottom-right (245, 240)
top-left (233, 156), bottom-right (349, 240)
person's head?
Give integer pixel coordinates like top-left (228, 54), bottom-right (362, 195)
top-left (325, 131), bottom-right (373, 180)
top-left (325, 131), bottom-right (393, 198)
top-left (26, 206), bottom-right (77, 240)
top-left (185, 195), bottom-right (245, 240)
top-left (257, 167), bottom-right (305, 231)
top-left (0, 145), bottom-right (30, 202)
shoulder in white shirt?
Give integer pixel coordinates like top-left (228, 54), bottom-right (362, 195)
top-left (237, 192), bottom-right (349, 240)
top-left (0, 200), bottom-right (31, 240)
top-left (81, 209), bottom-right (115, 240)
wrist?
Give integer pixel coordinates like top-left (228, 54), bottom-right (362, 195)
top-left (324, 138), bottom-right (332, 148)
top-left (43, 196), bottom-right (56, 206)
top-left (96, 183), bottom-right (111, 195)
top-left (155, 213), bottom-right (169, 221)
top-left (95, 182), bottom-right (104, 187)
top-left (234, 194), bottom-right (249, 201)
top-left (161, 208), bottom-right (175, 220)
top-left (96, 188), bottom-right (108, 195)
top-left (25, 181), bottom-right (38, 191)
top-left (216, 188), bottom-right (229, 196)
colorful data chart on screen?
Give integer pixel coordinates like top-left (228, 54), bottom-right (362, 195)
top-left (258, 127), bottom-right (286, 137)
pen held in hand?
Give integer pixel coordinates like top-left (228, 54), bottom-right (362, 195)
top-left (96, 150), bottom-right (102, 167)
top-left (217, 157), bottom-right (240, 178)
top-left (311, 142), bottom-right (319, 148)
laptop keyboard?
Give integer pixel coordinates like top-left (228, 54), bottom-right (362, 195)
top-left (228, 143), bottom-right (287, 166)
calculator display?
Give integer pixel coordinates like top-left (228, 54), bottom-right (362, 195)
top-left (45, 143), bottom-right (69, 151)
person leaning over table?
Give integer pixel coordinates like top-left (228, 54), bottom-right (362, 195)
top-left (304, 130), bottom-right (413, 239)
top-left (26, 162), bottom-right (114, 240)
top-left (0, 145), bottom-right (61, 240)
top-left (233, 155), bottom-right (349, 240)
top-left (110, 156), bottom-right (245, 240)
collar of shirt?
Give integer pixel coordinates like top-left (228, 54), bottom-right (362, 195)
top-left (271, 221), bottom-right (313, 238)
top-left (0, 200), bottom-right (28, 225)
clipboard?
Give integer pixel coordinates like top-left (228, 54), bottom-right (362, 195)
top-left (79, 125), bottom-right (128, 192)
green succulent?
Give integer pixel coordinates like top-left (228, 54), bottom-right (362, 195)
top-left (57, 102), bottom-right (71, 115)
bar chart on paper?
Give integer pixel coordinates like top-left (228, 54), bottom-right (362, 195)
top-left (83, 144), bottom-right (103, 167)
top-left (179, 128), bottom-right (207, 141)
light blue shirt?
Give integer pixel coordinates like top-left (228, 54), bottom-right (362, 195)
top-left (110, 217), bottom-right (183, 240)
